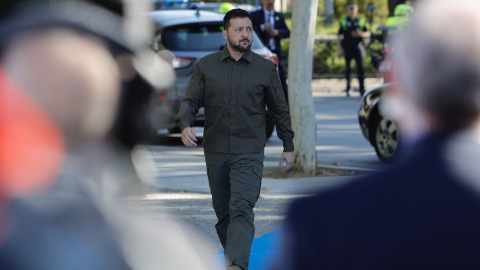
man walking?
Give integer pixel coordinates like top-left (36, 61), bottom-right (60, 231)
top-left (336, 3), bottom-right (370, 96)
top-left (178, 9), bottom-right (295, 270)
top-left (250, 0), bottom-right (290, 102)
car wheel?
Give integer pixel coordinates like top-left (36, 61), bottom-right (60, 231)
top-left (265, 111), bottom-right (274, 140)
top-left (372, 116), bottom-right (398, 163)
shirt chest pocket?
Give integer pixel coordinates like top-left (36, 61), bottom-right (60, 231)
top-left (242, 82), bottom-right (265, 101)
top-left (203, 72), bottom-right (228, 106)
top-left (238, 72), bottom-right (268, 110)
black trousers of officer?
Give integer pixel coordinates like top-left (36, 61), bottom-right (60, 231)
top-left (204, 150), bottom-right (264, 270)
top-left (344, 44), bottom-right (366, 95)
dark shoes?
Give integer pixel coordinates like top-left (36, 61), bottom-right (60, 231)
top-left (345, 87), bottom-right (365, 97)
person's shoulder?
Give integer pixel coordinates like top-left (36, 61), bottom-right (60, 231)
top-left (251, 51), bottom-right (277, 69)
top-left (198, 50), bottom-right (222, 65)
top-left (287, 167), bottom-right (408, 219)
top-left (274, 11), bottom-right (285, 17)
top-left (274, 11), bottom-right (287, 23)
top-left (250, 9), bottom-right (263, 17)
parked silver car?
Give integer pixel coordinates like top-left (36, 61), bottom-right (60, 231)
top-left (148, 9), bottom-right (279, 139)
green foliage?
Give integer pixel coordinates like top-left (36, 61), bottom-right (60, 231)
top-left (313, 41), bottom-right (344, 74)
top-left (284, 12), bottom-right (338, 36)
top-left (315, 0), bottom-right (390, 33)
top-left (285, 1), bottom-right (389, 35)
top-left (333, 0), bottom-right (389, 22)
top-left (281, 0), bottom-right (391, 76)
top-left (282, 39), bottom-right (377, 77)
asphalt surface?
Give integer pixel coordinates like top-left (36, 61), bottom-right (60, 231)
top-left (125, 77), bottom-right (385, 256)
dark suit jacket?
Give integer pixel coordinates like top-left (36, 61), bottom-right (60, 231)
top-left (250, 8), bottom-right (290, 61)
top-left (274, 130), bottom-right (480, 269)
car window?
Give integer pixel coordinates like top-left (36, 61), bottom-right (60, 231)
top-left (160, 22), bottom-right (263, 51)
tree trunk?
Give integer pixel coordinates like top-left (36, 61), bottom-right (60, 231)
top-left (288, 0), bottom-right (318, 176)
top-left (325, 0), bottom-right (334, 25)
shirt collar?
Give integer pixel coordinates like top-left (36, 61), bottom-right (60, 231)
top-left (263, 9), bottom-right (274, 17)
top-left (220, 45), bottom-right (253, 63)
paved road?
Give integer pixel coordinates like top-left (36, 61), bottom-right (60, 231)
top-left (126, 77), bottom-right (386, 255)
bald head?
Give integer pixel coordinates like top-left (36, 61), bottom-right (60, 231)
top-left (394, 0), bottom-right (480, 126)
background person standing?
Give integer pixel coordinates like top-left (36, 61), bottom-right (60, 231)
top-left (178, 9), bottom-right (294, 270)
top-left (250, 0), bottom-right (290, 103)
top-left (336, 3), bottom-right (370, 97)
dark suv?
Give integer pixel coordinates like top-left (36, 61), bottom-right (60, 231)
top-left (149, 9), bottom-right (279, 139)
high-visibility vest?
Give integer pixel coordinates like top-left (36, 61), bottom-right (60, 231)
top-left (341, 17), bottom-right (366, 30)
top-left (385, 16), bottom-right (409, 27)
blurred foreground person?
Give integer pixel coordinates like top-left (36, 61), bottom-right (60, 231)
top-left (273, 0), bottom-right (480, 269)
top-left (0, 28), bottom-right (132, 270)
top-left (0, 1), bottom-right (217, 269)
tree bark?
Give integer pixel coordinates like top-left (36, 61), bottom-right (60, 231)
top-left (288, 0), bottom-right (318, 176)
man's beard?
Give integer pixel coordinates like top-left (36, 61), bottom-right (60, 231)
top-left (228, 36), bottom-right (252, 53)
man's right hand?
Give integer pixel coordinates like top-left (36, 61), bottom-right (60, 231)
top-left (263, 22), bottom-right (273, 31)
top-left (181, 127), bottom-right (197, 147)
top-left (338, 48), bottom-right (344, 57)
top-left (351, 29), bottom-right (363, 38)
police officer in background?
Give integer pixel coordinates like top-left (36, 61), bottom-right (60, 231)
top-left (337, 3), bottom-right (370, 96)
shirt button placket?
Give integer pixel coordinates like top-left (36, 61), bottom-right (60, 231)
top-left (230, 63), bottom-right (237, 149)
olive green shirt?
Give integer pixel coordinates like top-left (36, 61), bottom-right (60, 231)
top-left (178, 46), bottom-right (294, 154)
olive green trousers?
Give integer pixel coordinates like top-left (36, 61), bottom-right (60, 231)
top-left (204, 150), bottom-right (264, 270)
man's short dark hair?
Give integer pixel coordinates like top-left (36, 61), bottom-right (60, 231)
top-left (347, 3), bottom-right (358, 9)
top-left (223, 8), bottom-right (252, 30)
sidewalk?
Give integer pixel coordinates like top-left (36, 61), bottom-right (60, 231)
top-left (311, 77), bottom-right (384, 95)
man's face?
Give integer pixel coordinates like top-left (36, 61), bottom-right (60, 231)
top-left (223, 17), bottom-right (253, 53)
top-left (261, 0), bottom-right (275, 12)
top-left (347, 7), bottom-right (358, 18)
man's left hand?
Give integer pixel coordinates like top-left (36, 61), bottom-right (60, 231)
top-left (279, 152), bottom-right (295, 172)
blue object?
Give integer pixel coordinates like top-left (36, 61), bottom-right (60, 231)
top-left (214, 230), bottom-right (282, 270)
